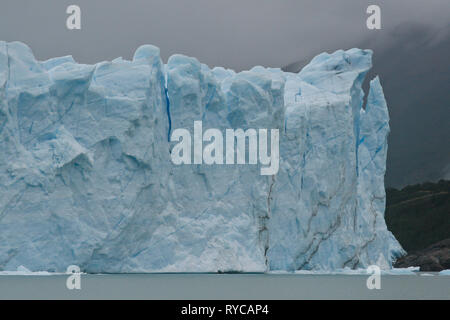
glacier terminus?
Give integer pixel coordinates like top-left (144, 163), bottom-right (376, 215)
top-left (0, 41), bottom-right (405, 273)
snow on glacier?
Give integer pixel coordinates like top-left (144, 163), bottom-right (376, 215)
top-left (0, 41), bottom-right (404, 272)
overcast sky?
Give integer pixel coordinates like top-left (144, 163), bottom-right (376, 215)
top-left (0, 0), bottom-right (449, 187)
top-left (0, 0), bottom-right (449, 70)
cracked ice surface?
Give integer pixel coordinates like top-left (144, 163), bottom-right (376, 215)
top-left (0, 42), bottom-right (404, 272)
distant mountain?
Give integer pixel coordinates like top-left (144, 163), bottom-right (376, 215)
top-left (385, 180), bottom-right (450, 252)
top-left (283, 23), bottom-right (450, 188)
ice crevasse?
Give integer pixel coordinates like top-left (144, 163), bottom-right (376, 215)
top-left (0, 41), bottom-right (404, 272)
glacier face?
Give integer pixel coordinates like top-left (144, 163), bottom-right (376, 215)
top-left (0, 41), bottom-right (404, 272)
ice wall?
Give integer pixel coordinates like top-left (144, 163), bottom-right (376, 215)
top-left (0, 41), bottom-right (404, 272)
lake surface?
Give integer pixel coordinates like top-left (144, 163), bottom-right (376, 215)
top-left (0, 273), bottom-right (449, 299)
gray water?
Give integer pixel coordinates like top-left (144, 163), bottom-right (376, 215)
top-left (0, 273), bottom-right (449, 299)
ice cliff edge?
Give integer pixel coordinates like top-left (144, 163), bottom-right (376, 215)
top-left (0, 41), bottom-right (404, 272)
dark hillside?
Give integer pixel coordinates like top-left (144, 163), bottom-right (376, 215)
top-left (385, 180), bottom-right (450, 252)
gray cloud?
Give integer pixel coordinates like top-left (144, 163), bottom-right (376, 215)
top-left (1, 0), bottom-right (449, 188)
top-left (0, 0), bottom-right (449, 69)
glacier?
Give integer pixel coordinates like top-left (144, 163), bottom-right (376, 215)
top-left (0, 41), bottom-right (404, 273)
